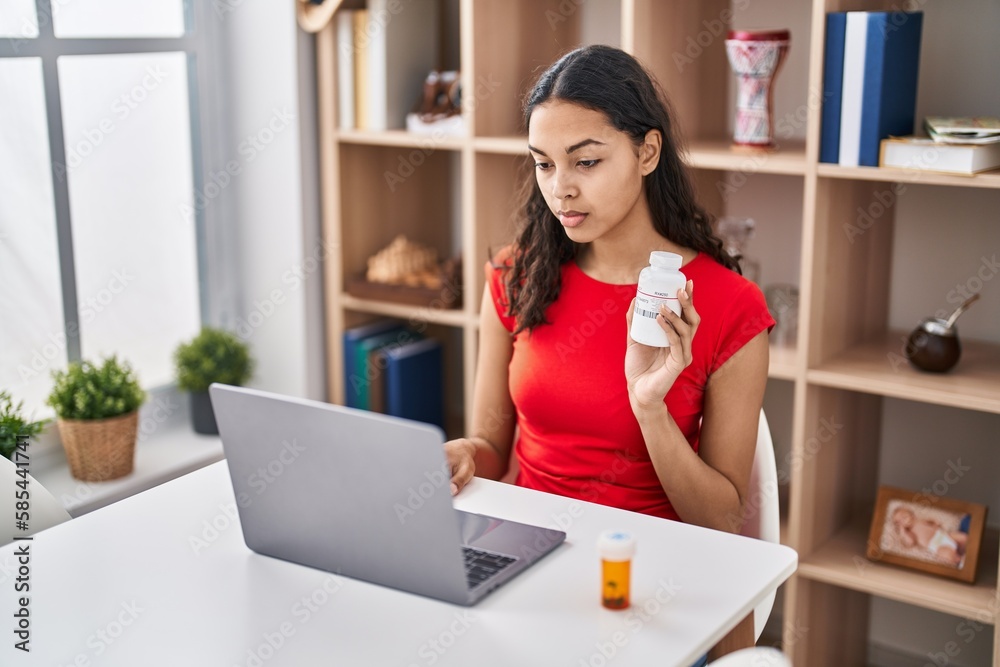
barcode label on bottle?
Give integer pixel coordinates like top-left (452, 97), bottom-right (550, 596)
top-left (636, 307), bottom-right (659, 319)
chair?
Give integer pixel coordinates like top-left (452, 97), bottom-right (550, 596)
top-left (710, 647), bottom-right (792, 666)
top-left (743, 409), bottom-right (781, 642)
top-left (0, 456), bottom-right (71, 546)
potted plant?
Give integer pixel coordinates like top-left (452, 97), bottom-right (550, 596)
top-left (174, 327), bottom-right (254, 435)
top-left (47, 356), bottom-right (145, 482)
top-left (0, 391), bottom-right (49, 461)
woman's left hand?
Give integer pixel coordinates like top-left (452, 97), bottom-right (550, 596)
top-left (624, 280), bottom-right (699, 410)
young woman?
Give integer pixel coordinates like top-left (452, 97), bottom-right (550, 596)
top-left (444, 45), bottom-right (773, 655)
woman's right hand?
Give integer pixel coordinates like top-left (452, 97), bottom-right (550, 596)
top-left (444, 438), bottom-right (477, 495)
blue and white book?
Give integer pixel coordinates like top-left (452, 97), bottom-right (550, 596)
top-left (857, 12), bottom-right (923, 167)
top-left (819, 13), bottom-right (848, 164)
top-left (838, 12), bottom-right (869, 167)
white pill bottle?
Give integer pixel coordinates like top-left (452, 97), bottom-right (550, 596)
top-left (630, 251), bottom-right (686, 347)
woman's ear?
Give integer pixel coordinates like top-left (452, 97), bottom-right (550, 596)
top-left (639, 129), bottom-right (662, 176)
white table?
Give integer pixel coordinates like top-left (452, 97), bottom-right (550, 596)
top-left (0, 462), bottom-right (796, 666)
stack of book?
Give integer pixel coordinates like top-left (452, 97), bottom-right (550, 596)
top-left (819, 11), bottom-right (924, 167)
top-left (342, 319), bottom-right (444, 428)
top-left (336, 0), bottom-right (439, 131)
top-left (879, 117), bottom-right (1000, 175)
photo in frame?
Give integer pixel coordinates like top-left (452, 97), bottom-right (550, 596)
top-left (867, 486), bottom-right (988, 584)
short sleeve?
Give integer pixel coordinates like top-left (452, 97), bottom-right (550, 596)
top-left (484, 247), bottom-right (516, 333)
top-left (710, 280), bottom-right (775, 374)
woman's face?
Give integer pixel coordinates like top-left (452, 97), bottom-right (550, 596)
top-left (527, 100), bottom-right (659, 245)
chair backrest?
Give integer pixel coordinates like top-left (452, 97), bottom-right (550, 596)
top-left (710, 647), bottom-right (792, 666)
top-left (0, 456), bottom-right (71, 546)
top-left (743, 409), bottom-right (780, 641)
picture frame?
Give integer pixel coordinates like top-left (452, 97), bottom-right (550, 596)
top-left (867, 486), bottom-right (988, 584)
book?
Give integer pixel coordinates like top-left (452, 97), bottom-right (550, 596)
top-left (880, 136), bottom-right (1000, 174)
top-left (383, 338), bottom-right (444, 428)
top-left (925, 116), bottom-right (1000, 144)
top-left (835, 11), bottom-right (923, 167)
top-left (363, 0), bottom-right (439, 131)
top-left (336, 10), bottom-right (355, 130)
top-left (342, 319), bottom-right (403, 408)
top-left (837, 12), bottom-right (869, 167)
top-left (856, 12), bottom-right (923, 167)
top-left (819, 12), bottom-right (848, 164)
top-left (368, 347), bottom-right (387, 413)
top-left (353, 327), bottom-right (420, 411)
top-left (352, 9), bottom-right (369, 130)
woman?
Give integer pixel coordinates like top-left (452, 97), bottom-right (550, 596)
top-left (445, 45), bottom-right (773, 655)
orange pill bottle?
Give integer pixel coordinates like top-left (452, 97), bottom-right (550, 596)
top-left (598, 530), bottom-right (636, 610)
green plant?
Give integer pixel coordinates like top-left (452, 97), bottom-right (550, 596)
top-left (174, 327), bottom-right (254, 393)
top-left (0, 391), bottom-right (49, 460)
top-left (47, 356), bottom-right (146, 421)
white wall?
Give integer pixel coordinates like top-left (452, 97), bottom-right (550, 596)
top-left (215, 1), bottom-right (326, 401)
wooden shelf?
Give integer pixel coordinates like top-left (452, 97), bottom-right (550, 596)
top-left (339, 293), bottom-right (473, 328)
top-left (808, 332), bottom-right (1000, 415)
top-left (473, 136), bottom-right (528, 155)
top-left (798, 520), bottom-right (999, 623)
top-left (684, 139), bottom-right (808, 176)
top-left (470, 137), bottom-right (810, 174)
top-left (769, 344), bottom-right (798, 381)
top-left (817, 163), bottom-right (1000, 190)
top-left (336, 128), bottom-right (466, 151)
top-left (317, 3), bottom-right (1000, 663)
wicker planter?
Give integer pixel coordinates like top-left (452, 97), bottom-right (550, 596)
top-left (57, 411), bottom-right (138, 482)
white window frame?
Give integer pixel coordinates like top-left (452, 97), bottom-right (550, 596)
top-left (1, 0), bottom-right (239, 465)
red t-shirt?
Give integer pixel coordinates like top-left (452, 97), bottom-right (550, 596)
top-left (486, 250), bottom-right (774, 521)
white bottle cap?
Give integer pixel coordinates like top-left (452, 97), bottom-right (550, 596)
top-left (597, 530), bottom-right (636, 561)
top-left (649, 251), bottom-right (682, 270)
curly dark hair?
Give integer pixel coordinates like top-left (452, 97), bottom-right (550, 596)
top-left (502, 45), bottom-right (739, 334)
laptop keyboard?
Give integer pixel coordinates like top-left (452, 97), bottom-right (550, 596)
top-left (462, 546), bottom-right (517, 589)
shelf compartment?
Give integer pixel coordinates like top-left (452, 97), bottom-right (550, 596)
top-left (338, 142), bottom-right (461, 286)
top-left (769, 343), bottom-right (798, 380)
top-left (339, 314), bottom-right (467, 440)
top-left (631, 0), bottom-right (812, 153)
top-left (817, 164), bottom-right (1000, 190)
top-left (470, 0), bottom-right (581, 137)
top-left (798, 519), bottom-right (999, 623)
top-left (337, 128), bottom-right (465, 151)
top-left (339, 293), bottom-right (473, 328)
top-left (684, 139), bottom-right (807, 175)
top-left (808, 332), bottom-right (1000, 415)
top-left (472, 152), bottom-right (531, 298)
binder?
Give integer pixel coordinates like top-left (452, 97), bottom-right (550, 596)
top-left (857, 12), bottom-right (923, 167)
top-left (838, 12), bottom-right (869, 167)
top-left (833, 11), bottom-right (924, 167)
top-left (383, 338), bottom-right (444, 428)
top-left (819, 13), bottom-right (847, 164)
top-left (342, 320), bottom-right (403, 409)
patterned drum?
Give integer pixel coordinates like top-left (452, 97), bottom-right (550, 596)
top-left (725, 29), bottom-right (790, 148)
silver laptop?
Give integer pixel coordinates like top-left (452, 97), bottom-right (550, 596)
top-left (209, 383), bottom-right (565, 606)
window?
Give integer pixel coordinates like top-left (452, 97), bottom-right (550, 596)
top-left (0, 1), bottom-right (220, 417)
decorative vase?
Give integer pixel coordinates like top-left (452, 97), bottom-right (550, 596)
top-left (189, 391), bottom-right (219, 435)
top-left (725, 29), bottom-right (791, 148)
top-left (57, 411), bottom-right (138, 482)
